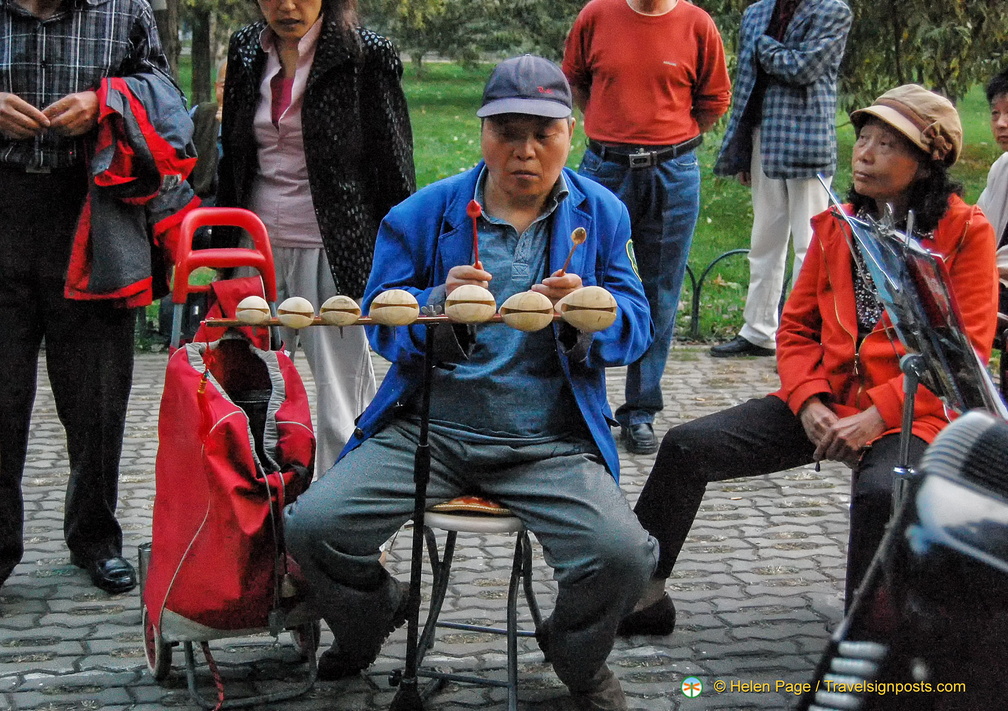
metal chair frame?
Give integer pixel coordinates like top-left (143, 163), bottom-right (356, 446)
top-left (409, 511), bottom-right (544, 711)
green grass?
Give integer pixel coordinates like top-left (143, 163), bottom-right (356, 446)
top-left (956, 86), bottom-right (1002, 203)
top-left (404, 63), bottom-right (488, 185)
top-left (177, 59), bottom-right (192, 102)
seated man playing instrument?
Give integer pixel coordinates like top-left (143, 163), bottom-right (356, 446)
top-left (284, 55), bottom-right (658, 711)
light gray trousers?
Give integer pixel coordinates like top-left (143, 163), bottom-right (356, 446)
top-left (271, 246), bottom-right (376, 477)
top-left (739, 129), bottom-right (830, 349)
top-left (284, 419), bottom-right (658, 692)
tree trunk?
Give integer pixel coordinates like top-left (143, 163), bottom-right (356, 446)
top-left (152, 0), bottom-right (181, 81)
top-left (191, 8), bottom-right (213, 106)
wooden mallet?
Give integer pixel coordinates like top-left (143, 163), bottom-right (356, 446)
top-left (559, 227), bottom-right (587, 275)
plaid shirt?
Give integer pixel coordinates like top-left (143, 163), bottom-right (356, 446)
top-left (0, 0), bottom-right (169, 170)
top-left (714, 0), bottom-right (851, 180)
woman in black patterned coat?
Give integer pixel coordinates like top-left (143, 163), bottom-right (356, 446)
top-left (217, 0), bottom-right (415, 477)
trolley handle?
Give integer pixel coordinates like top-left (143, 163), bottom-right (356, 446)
top-left (173, 207), bottom-right (278, 304)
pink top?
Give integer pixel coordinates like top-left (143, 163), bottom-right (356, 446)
top-left (250, 19), bottom-right (324, 249)
top-left (270, 75), bottom-right (294, 127)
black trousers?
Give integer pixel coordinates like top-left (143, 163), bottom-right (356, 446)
top-left (633, 395), bottom-right (927, 607)
top-left (0, 166), bottom-right (135, 585)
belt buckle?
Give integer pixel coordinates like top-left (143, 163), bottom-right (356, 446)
top-left (628, 151), bottom-right (655, 169)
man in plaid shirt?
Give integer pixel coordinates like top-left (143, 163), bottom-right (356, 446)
top-left (710, 0), bottom-right (851, 358)
top-left (0, 0), bottom-right (170, 594)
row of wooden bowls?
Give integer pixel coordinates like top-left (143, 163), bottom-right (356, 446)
top-left (235, 284), bottom-right (618, 333)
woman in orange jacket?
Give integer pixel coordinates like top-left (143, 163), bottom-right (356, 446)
top-left (619, 85), bottom-right (999, 637)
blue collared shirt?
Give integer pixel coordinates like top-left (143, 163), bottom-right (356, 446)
top-left (416, 168), bottom-right (587, 442)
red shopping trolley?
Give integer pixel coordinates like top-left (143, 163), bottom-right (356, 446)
top-left (140, 207), bottom-right (320, 708)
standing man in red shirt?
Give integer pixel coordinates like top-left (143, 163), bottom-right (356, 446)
top-left (563, 0), bottom-right (731, 455)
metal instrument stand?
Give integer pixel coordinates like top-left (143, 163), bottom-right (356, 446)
top-left (389, 325), bottom-right (437, 711)
top-left (891, 353), bottom-right (924, 512)
top-left (796, 352), bottom-right (928, 710)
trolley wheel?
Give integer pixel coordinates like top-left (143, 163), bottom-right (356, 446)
top-left (291, 620), bottom-right (321, 660)
top-left (142, 604), bottom-right (172, 681)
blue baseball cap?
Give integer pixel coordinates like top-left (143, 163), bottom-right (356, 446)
top-left (476, 55), bottom-right (573, 119)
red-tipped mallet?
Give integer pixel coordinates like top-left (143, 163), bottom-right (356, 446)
top-left (466, 199), bottom-right (483, 269)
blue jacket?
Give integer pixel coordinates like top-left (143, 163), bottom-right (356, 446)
top-left (714, 0), bottom-right (851, 179)
top-left (339, 164), bottom-right (653, 480)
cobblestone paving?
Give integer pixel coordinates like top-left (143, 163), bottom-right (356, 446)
top-left (0, 346), bottom-right (850, 710)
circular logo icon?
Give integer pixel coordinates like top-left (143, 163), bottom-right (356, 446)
top-left (681, 676), bottom-right (703, 698)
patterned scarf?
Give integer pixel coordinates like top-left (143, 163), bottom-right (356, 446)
top-left (850, 245), bottom-right (884, 337)
top-left (850, 209), bottom-right (935, 337)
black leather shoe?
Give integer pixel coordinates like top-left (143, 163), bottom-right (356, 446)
top-left (709, 335), bottom-right (775, 358)
top-left (617, 593), bottom-right (676, 637)
top-left (71, 554), bottom-right (137, 594)
top-left (317, 579), bottom-right (410, 681)
top-left (622, 422), bottom-right (658, 455)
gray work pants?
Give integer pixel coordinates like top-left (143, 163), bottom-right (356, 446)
top-left (284, 419), bottom-right (658, 692)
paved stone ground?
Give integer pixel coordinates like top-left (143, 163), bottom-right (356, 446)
top-left (0, 345), bottom-right (851, 711)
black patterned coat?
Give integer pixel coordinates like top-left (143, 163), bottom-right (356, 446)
top-left (217, 18), bottom-right (415, 298)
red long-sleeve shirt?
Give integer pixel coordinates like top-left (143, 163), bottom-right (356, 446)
top-left (563, 0), bottom-right (732, 145)
top-left (773, 197), bottom-right (998, 444)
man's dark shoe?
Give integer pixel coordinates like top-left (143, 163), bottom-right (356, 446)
top-left (538, 622), bottom-right (626, 711)
top-left (317, 579), bottom-right (410, 681)
top-left (709, 335), bottom-right (775, 358)
top-left (617, 593), bottom-right (676, 637)
top-left (621, 423), bottom-right (658, 455)
top-left (71, 554), bottom-right (137, 594)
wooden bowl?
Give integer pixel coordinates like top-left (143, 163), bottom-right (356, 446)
top-left (369, 289), bottom-right (420, 326)
top-left (445, 284), bottom-right (497, 324)
top-left (557, 286), bottom-right (617, 333)
top-left (277, 296), bottom-right (315, 329)
top-left (499, 290), bottom-right (554, 332)
top-left (319, 295), bottom-right (362, 327)
top-left (236, 295), bottom-right (271, 325)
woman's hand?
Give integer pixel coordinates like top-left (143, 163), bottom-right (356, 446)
top-left (445, 264), bottom-right (491, 295)
top-left (798, 396), bottom-right (839, 449)
top-left (815, 407), bottom-right (886, 467)
top-left (532, 269), bottom-right (582, 305)
top-left (801, 398), bottom-right (886, 468)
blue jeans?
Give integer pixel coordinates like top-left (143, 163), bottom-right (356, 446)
top-left (578, 147), bottom-right (701, 427)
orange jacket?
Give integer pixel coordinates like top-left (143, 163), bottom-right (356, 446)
top-left (772, 195), bottom-right (998, 443)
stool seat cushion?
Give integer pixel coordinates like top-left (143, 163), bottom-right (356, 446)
top-left (425, 496), bottom-right (525, 534)
top-left (428, 495), bottom-right (512, 516)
